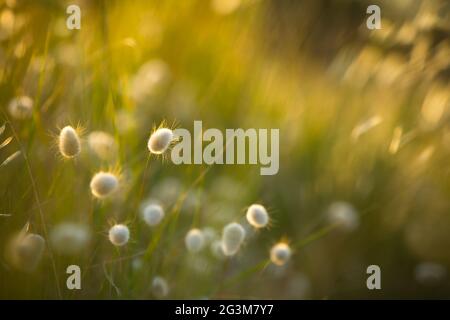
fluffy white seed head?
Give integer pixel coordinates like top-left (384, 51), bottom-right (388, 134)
top-left (327, 201), bottom-right (359, 231)
top-left (90, 172), bottom-right (119, 198)
top-left (246, 204), bottom-right (269, 228)
top-left (87, 131), bottom-right (117, 160)
top-left (108, 224), bottom-right (130, 246)
top-left (8, 233), bottom-right (45, 272)
top-left (8, 96), bottom-right (33, 119)
top-left (141, 203), bottom-right (165, 226)
top-left (185, 228), bottom-right (205, 253)
top-left (221, 222), bottom-right (246, 256)
top-left (58, 126), bottom-right (81, 158)
top-left (270, 242), bottom-right (291, 266)
top-left (147, 128), bottom-right (173, 154)
top-left (152, 276), bottom-right (169, 298)
top-left (50, 223), bottom-right (91, 255)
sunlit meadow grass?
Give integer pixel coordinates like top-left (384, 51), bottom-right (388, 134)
top-left (0, 0), bottom-right (449, 300)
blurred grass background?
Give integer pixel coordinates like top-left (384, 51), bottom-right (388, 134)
top-left (0, 0), bottom-right (450, 299)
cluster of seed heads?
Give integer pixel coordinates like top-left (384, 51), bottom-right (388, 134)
top-left (57, 125), bottom-right (120, 201)
top-left (53, 124), bottom-right (178, 252)
top-left (211, 203), bottom-right (292, 266)
top-left (57, 125), bottom-right (128, 249)
top-left (8, 116), bottom-right (293, 294)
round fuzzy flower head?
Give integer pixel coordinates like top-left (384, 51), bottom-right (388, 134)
top-left (221, 222), bottom-right (246, 256)
top-left (58, 125), bottom-right (81, 158)
top-left (147, 127), bottom-right (174, 155)
top-left (246, 204), bottom-right (269, 229)
top-left (7, 232), bottom-right (45, 272)
top-left (90, 171), bottom-right (119, 199)
top-left (185, 228), bottom-right (205, 253)
top-left (152, 276), bottom-right (169, 298)
top-left (8, 96), bottom-right (33, 119)
top-left (141, 203), bottom-right (165, 226)
top-left (270, 242), bottom-right (291, 266)
top-left (108, 224), bottom-right (130, 246)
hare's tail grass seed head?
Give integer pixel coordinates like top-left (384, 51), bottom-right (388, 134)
top-left (141, 203), bottom-right (165, 226)
top-left (185, 228), bottom-right (206, 253)
top-left (152, 276), bottom-right (169, 298)
top-left (8, 96), bottom-right (33, 120)
top-left (6, 232), bottom-right (45, 272)
top-left (221, 222), bottom-right (246, 256)
top-left (147, 121), bottom-right (178, 157)
top-left (56, 124), bottom-right (83, 159)
top-left (148, 127), bottom-right (173, 155)
top-left (58, 125), bottom-right (81, 158)
top-left (246, 204), bottom-right (270, 229)
top-left (270, 242), bottom-right (292, 266)
top-left (108, 224), bottom-right (130, 246)
top-left (90, 171), bottom-right (120, 199)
